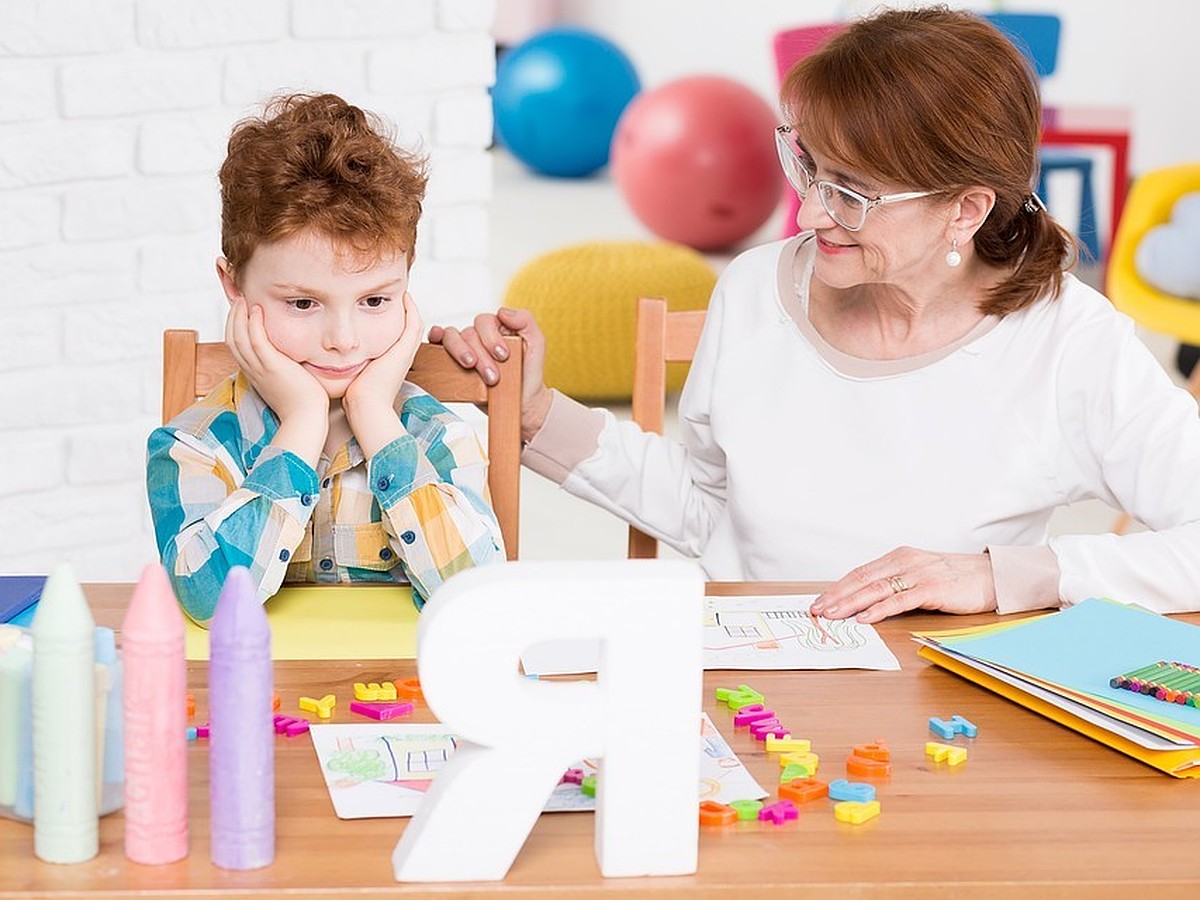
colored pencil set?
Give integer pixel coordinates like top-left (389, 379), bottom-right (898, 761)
top-left (1110, 661), bottom-right (1200, 705)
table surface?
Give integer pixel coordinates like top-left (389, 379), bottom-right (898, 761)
top-left (3, 582), bottom-right (1199, 900)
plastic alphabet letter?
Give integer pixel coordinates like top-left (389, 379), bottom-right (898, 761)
top-left (391, 560), bottom-right (705, 882)
top-left (828, 778), bottom-right (875, 803)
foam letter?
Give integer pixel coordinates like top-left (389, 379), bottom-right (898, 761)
top-left (392, 560), bottom-right (704, 881)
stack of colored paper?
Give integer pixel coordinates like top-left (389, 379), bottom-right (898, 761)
top-left (912, 598), bottom-right (1200, 778)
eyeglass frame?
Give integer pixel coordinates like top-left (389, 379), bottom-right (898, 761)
top-left (774, 125), bottom-right (937, 232)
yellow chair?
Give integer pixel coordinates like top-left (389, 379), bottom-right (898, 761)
top-left (1105, 163), bottom-right (1200, 534)
top-left (161, 330), bottom-right (524, 559)
top-left (1107, 162), bottom-right (1200, 399)
top-left (502, 241), bottom-right (716, 401)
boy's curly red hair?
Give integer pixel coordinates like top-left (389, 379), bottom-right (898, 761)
top-left (218, 93), bottom-right (427, 280)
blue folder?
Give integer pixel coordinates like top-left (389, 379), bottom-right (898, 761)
top-left (0, 575), bottom-right (45, 626)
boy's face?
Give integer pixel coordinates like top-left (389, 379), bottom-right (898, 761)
top-left (218, 230), bottom-right (409, 400)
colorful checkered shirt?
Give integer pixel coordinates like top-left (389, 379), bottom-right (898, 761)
top-left (146, 372), bottom-right (504, 626)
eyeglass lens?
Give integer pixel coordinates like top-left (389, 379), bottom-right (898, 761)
top-left (776, 128), bottom-right (868, 231)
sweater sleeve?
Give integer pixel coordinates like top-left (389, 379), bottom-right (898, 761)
top-left (521, 280), bottom-right (732, 558)
top-left (1048, 317), bottom-right (1200, 613)
top-left (146, 428), bottom-right (318, 627)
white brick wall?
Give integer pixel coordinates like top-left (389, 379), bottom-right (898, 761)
top-left (0, 0), bottom-right (496, 581)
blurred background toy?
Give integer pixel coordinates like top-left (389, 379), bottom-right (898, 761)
top-left (611, 75), bottom-right (781, 252)
top-left (493, 27), bottom-right (640, 178)
top-left (501, 240), bottom-right (717, 400)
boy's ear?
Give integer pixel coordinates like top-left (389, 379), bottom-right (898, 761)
top-left (216, 258), bottom-right (242, 304)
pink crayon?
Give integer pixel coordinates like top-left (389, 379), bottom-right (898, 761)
top-left (122, 564), bottom-right (188, 865)
top-left (209, 567), bottom-right (274, 870)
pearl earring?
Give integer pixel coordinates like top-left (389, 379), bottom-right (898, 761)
top-left (945, 237), bottom-right (962, 268)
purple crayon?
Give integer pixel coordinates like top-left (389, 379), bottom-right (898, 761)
top-left (209, 567), bottom-right (274, 870)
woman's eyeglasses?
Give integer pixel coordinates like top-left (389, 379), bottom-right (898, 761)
top-left (774, 125), bottom-right (935, 232)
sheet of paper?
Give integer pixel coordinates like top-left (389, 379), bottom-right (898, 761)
top-left (308, 712), bottom-right (766, 819)
top-left (521, 594), bottom-right (900, 675)
top-left (185, 584), bottom-right (418, 661)
top-left (702, 594), bottom-right (900, 670)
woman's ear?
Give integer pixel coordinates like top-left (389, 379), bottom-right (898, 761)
top-left (215, 258), bottom-right (242, 305)
top-left (950, 187), bottom-right (997, 241)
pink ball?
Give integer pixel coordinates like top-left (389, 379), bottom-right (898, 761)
top-left (612, 75), bottom-right (783, 251)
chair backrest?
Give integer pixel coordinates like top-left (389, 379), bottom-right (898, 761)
top-left (627, 297), bottom-right (707, 559)
top-left (982, 12), bottom-right (1061, 79)
top-left (1106, 164), bottom-right (1200, 347)
top-left (162, 329), bottom-right (524, 559)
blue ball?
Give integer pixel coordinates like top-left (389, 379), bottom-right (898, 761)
top-left (493, 28), bottom-right (640, 178)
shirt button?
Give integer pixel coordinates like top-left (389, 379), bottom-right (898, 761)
top-left (300, 493), bottom-right (313, 506)
top-left (322, 478), bottom-right (331, 488)
top-left (379, 547), bottom-right (394, 560)
top-left (400, 531), bottom-right (416, 545)
top-left (376, 475), bottom-right (392, 491)
top-left (279, 549), bottom-right (290, 562)
top-left (319, 557), bottom-right (334, 571)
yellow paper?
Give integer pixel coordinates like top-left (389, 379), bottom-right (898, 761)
top-left (185, 584), bottom-right (419, 661)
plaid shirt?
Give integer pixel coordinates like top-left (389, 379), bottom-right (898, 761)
top-left (147, 372), bottom-right (504, 626)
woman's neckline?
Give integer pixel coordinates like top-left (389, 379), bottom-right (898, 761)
top-left (775, 235), bottom-right (1001, 378)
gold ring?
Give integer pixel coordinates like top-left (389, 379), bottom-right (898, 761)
top-left (886, 574), bottom-right (911, 594)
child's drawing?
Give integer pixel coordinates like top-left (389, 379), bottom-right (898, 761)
top-left (702, 595), bottom-right (900, 670)
top-left (310, 714), bottom-right (765, 819)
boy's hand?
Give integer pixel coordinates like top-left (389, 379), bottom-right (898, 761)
top-left (429, 307), bottom-right (553, 442)
top-left (225, 299), bottom-right (328, 464)
top-left (343, 293), bottom-right (422, 459)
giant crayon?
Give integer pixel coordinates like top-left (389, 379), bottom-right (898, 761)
top-left (32, 566), bottom-right (97, 863)
top-left (123, 563), bottom-right (188, 864)
top-left (209, 566), bottom-right (274, 869)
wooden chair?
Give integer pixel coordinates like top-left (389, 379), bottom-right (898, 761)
top-left (627, 297), bottom-right (707, 559)
top-left (161, 329), bottom-right (523, 559)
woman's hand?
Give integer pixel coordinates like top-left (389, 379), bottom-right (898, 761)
top-left (809, 547), bottom-right (998, 624)
top-left (343, 293), bottom-right (423, 459)
top-left (429, 307), bottom-right (553, 442)
top-left (225, 300), bottom-right (328, 464)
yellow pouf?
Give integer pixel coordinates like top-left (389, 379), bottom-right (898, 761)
top-left (502, 240), bottom-right (717, 400)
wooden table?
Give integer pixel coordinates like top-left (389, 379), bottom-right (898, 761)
top-left (3, 582), bottom-right (1199, 899)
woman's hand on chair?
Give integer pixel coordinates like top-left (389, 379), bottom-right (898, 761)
top-left (810, 547), bottom-right (998, 624)
top-left (429, 308), bottom-right (553, 442)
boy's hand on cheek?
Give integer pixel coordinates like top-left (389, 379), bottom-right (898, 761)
top-left (225, 300), bottom-right (328, 463)
top-left (344, 293), bottom-right (423, 459)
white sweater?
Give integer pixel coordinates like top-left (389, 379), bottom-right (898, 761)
top-left (523, 236), bottom-right (1200, 615)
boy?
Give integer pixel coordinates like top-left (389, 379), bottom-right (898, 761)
top-left (146, 93), bottom-right (504, 626)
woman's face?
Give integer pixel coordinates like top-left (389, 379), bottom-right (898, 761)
top-left (793, 143), bottom-right (953, 292)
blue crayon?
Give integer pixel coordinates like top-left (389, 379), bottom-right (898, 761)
top-left (94, 628), bottom-right (125, 814)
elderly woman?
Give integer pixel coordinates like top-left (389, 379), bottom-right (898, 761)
top-left (433, 6), bottom-right (1200, 622)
